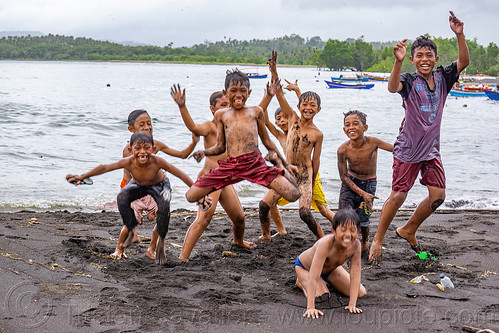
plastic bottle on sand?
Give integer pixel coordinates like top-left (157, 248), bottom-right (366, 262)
top-left (440, 273), bottom-right (455, 288)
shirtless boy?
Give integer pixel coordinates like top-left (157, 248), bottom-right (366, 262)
top-left (369, 12), bottom-right (469, 265)
top-left (121, 109), bottom-right (199, 253)
top-left (256, 51), bottom-right (325, 241)
top-left (185, 69), bottom-right (300, 218)
top-left (337, 110), bottom-right (393, 254)
top-left (171, 86), bottom-right (254, 260)
top-left (67, 131), bottom-right (207, 265)
top-left (260, 79), bottom-right (335, 237)
top-left (295, 208), bottom-right (366, 319)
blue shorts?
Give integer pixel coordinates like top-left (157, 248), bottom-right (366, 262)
top-left (338, 175), bottom-right (377, 228)
top-left (295, 256), bottom-right (331, 281)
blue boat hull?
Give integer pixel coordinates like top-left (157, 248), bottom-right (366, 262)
top-left (325, 80), bottom-right (374, 89)
top-left (330, 77), bottom-right (369, 82)
top-left (449, 90), bottom-right (486, 97)
top-left (484, 90), bottom-right (499, 100)
top-left (247, 74), bottom-right (268, 79)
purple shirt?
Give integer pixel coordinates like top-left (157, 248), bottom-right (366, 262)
top-left (393, 62), bottom-right (459, 163)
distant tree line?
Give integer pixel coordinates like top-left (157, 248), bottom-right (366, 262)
top-left (0, 33), bottom-right (497, 75)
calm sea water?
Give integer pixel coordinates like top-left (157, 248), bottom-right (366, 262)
top-left (1, 60), bottom-right (498, 212)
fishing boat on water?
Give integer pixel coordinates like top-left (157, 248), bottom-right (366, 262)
top-left (484, 90), bottom-right (499, 100)
top-left (246, 73), bottom-right (268, 79)
top-left (330, 75), bottom-right (369, 82)
top-left (368, 75), bottom-right (389, 82)
top-left (324, 80), bottom-right (374, 89)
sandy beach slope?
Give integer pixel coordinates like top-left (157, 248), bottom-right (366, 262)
top-left (0, 209), bottom-right (497, 333)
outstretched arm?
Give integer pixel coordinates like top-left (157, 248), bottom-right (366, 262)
top-left (337, 145), bottom-right (375, 211)
top-left (157, 158), bottom-right (194, 187)
top-left (260, 83), bottom-right (286, 143)
top-left (67, 159), bottom-right (128, 185)
top-left (373, 137), bottom-right (394, 152)
top-left (449, 11), bottom-right (470, 74)
top-left (387, 39), bottom-right (407, 93)
top-left (273, 78), bottom-right (299, 122)
top-left (191, 111), bottom-right (226, 162)
top-left (257, 107), bottom-right (289, 168)
top-left (171, 84), bottom-right (213, 137)
top-left (155, 134), bottom-right (200, 159)
top-left (303, 242), bottom-right (328, 319)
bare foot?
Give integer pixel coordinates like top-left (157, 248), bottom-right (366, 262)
top-left (395, 227), bottom-right (422, 253)
top-left (271, 231), bottom-right (287, 237)
top-left (110, 248), bottom-right (124, 260)
top-left (249, 235), bottom-right (271, 244)
top-left (146, 247), bottom-right (156, 260)
top-left (232, 240), bottom-right (256, 250)
top-left (361, 240), bottom-right (370, 257)
top-left (178, 255), bottom-right (189, 262)
top-left (369, 239), bottom-right (382, 266)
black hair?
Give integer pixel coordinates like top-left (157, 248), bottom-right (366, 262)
top-left (343, 110), bottom-right (367, 125)
top-left (411, 35), bottom-right (437, 57)
top-left (225, 69), bottom-right (250, 90)
top-left (209, 91), bottom-right (224, 107)
top-left (130, 131), bottom-right (153, 147)
top-left (274, 107), bottom-right (282, 119)
top-left (128, 109), bottom-right (149, 127)
top-left (299, 91), bottom-right (321, 108)
top-left (332, 208), bottom-right (360, 230)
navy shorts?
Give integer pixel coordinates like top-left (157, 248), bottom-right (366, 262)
top-left (338, 175), bottom-right (377, 228)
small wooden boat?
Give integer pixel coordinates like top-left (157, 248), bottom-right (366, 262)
top-left (246, 73), bottom-right (268, 79)
top-left (484, 90), bottom-right (499, 100)
top-left (325, 80), bottom-right (374, 89)
top-left (449, 90), bottom-right (486, 97)
top-left (330, 75), bottom-right (369, 82)
top-left (368, 76), bottom-right (389, 82)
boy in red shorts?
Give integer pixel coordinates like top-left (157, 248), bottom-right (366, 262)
top-left (185, 69), bottom-right (300, 216)
top-left (369, 11), bottom-right (469, 265)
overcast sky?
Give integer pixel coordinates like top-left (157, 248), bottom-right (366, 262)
top-left (1, 0), bottom-right (497, 47)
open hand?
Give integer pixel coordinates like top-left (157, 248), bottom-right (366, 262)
top-left (345, 305), bottom-right (363, 314)
top-left (284, 79), bottom-right (299, 92)
top-left (303, 308), bottom-right (324, 319)
top-left (170, 84), bottom-right (186, 107)
top-left (393, 39), bottom-right (408, 62)
top-left (190, 150), bottom-right (205, 162)
top-left (449, 11), bottom-right (464, 35)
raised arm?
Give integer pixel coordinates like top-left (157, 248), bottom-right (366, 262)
top-left (260, 82), bottom-right (286, 142)
top-left (191, 111), bottom-right (226, 162)
top-left (387, 39), bottom-right (407, 93)
top-left (273, 78), bottom-right (299, 122)
top-left (155, 134), bottom-right (200, 159)
top-left (257, 107), bottom-right (289, 168)
top-left (337, 145), bottom-right (375, 211)
top-left (171, 84), bottom-right (214, 137)
top-left (449, 11), bottom-right (470, 74)
top-left (284, 79), bottom-right (301, 99)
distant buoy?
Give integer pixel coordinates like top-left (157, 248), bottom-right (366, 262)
top-left (463, 104), bottom-right (468, 107)
top-left (106, 83), bottom-right (111, 87)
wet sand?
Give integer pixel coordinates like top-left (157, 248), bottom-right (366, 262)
top-left (0, 209), bottom-right (498, 333)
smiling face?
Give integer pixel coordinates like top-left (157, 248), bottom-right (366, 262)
top-left (129, 113), bottom-right (153, 133)
top-left (224, 81), bottom-right (251, 110)
top-left (410, 46), bottom-right (439, 77)
top-left (131, 140), bottom-right (154, 166)
top-left (343, 114), bottom-right (368, 141)
top-left (297, 96), bottom-right (321, 120)
top-left (333, 219), bottom-right (360, 247)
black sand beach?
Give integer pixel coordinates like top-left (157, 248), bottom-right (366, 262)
top-left (0, 209), bottom-right (497, 333)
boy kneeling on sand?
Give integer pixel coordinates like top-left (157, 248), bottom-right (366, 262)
top-left (295, 208), bottom-right (366, 319)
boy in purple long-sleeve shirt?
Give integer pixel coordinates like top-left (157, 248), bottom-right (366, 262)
top-left (369, 11), bottom-right (470, 265)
